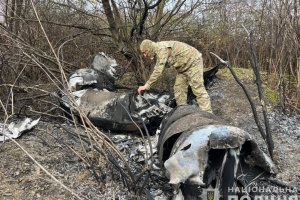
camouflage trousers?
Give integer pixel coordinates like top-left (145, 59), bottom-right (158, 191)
top-left (174, 59), bottom-right (212, 113)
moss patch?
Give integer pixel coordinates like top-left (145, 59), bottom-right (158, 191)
top-left (263, 86), bottom-right (279, 105)
top-left (216, 67), bottom-right (254, 82)
top-left (216, 67), bottom-right (279, 105)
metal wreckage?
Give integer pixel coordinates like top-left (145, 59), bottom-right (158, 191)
top-left (0, 117), bottom-right (40, 142)
top-left (58, 52), bottom-right (277, 199)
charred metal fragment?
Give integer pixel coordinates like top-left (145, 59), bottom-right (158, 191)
top-left (69, 52), bottom-right (118, 92)
top-left (59, 52), bottom-right (221, 134)
top-left (91, 52), bottom-right (118, 76)
top-left (203, 64), bottom-right (221, 87)
top-left (69, 68), bottom-right (115, 91)
top-left (60, 89), bottom-right (172, 133)
top-left (59, 52), bottom-right (174, 133)
top-left (157, 105), bottom-right (277, 199)
top-left (0, 117), bottom-right (40, 142)
top-left (157, 105), bottom-right (222, 163)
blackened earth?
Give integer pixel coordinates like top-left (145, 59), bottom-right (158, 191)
top-left (0, 68), bottom-right (299, 199)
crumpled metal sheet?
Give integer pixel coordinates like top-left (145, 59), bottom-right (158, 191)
top-left (90, 52), bottom-right (118, 77)
top-left (0, 117), bottom-right (40, 142)
top-left (157, 105), bottom-right (222, 163)
top-left (68, 52), bottom-right (117, 92)
top-left (164, 125), bottom-right (250, 185)
top-left (60, 89), bottom-right (172, 132)
top-left (209, 125), bottom-right (251, 149)
top-left (59, 52), bottom-right (172, 133)
top-left (69, 68), bottom-right (98, 90)
top-left (69, 68), bottom-right (115, 92)
top-left (158, 105), bottom-right (278, 187)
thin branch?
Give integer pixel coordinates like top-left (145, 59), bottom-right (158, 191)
top-left (248, 31), bottom-right (274, 158)
top-left (210, 52), bottom-right (268, 145)
top-left (0, 131), bottom-right (85, 199)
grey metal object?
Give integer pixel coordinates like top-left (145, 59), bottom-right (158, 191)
top-left (59, 52), bottom-right (173, 133)
top-left (60, 89), bottom-right (172, 132)
top-left (90, 52), bottom-right (118, 77)
top-left (164, 125), bottom-right (277, 184)
top-left (0, 117), bottom-right (40, 142)
top-left (157, 105), bottom-right (277, 199)
top-left (69, 52), bottom-right (117, 92)
top-left (69, 68), bottom-right (116, 91)
top-left (157, 105), bottom-right (221, 163)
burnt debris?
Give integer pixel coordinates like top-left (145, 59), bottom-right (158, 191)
top-left (54, 52), bottom-right (279, 199)
top-left (157, 105), bottom-right (277, 199)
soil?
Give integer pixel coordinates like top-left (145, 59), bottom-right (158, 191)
top-left (0, 68), bottom-right (299, 200)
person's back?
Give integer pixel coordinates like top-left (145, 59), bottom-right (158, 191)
top-left (138, 39), bottom-right (212, 113)
top-left (155, 41), bottom-right (201, 72)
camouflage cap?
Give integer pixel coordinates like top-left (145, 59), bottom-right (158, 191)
top-left (140, 39), bottom-right (154, 52)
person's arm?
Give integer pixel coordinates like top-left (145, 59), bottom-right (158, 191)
top-left (144, 48), bottom-right (169, 89)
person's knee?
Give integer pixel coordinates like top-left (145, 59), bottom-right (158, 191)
top-left (191, 85), bottom-right (207, 97)
top-left (174, 89), bottom-right (187, 105)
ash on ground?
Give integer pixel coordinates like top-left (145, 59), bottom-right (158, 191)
top-left (1, 68), bottom-right (299, 199)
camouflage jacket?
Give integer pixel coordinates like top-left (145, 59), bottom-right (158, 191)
top-left (144, 41), bottom-right (202, 89)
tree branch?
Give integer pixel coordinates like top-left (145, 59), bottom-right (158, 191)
top-left (210, 52), bottom-right (271, 156)
top-left (244, 27), bottom-right (274, 159)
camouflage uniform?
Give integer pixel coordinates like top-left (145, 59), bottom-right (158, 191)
top-left (140, 39), bottom-right (212, 113)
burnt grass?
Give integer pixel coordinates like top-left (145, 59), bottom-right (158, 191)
top-left (0, 68), bottom-right (300, 199)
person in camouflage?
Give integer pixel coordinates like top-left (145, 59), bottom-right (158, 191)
top-left (137, 39), bottom-right (212, 113)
